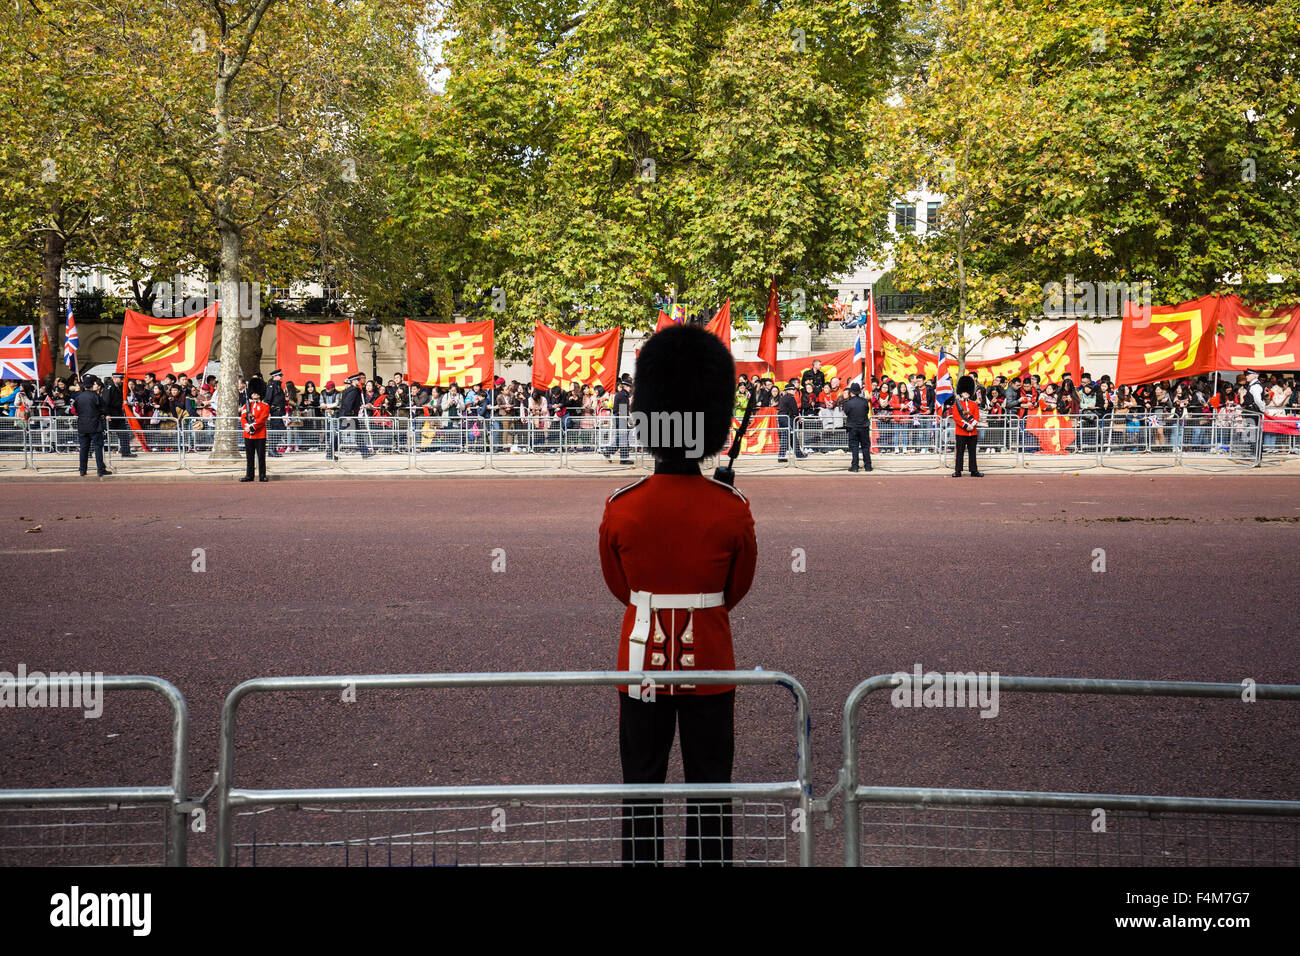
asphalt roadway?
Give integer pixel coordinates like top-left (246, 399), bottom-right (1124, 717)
top-left (1, 474), bottom-right (1297, 866)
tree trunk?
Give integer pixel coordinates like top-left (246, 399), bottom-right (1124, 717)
top-left (40, 218), bottom-right (67, 375)
top-left (240, 322), bottom-right (263, 378)
top-left (212, 221), bottom-right (244, 458)
top-left (955, 220), bottom-right (968, 375)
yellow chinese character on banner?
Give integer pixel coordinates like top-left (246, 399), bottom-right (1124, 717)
top-left (1142, 308), bottom-right (1206, 371)
top-left (1226, 313), bottom-right (1295, 367)
top-left (142, 313), bottom-right (205, 372)
top-left (1027, 340), bottom-right (1070, 382)
top-left (547, 340), bottom-right (607, 384)
top-left (429, 331), bottom-right (486, 385)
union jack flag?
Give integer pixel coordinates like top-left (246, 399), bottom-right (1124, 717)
top-left (63, 300), bottom-right (78, 374)
top-left (0, 326), bottom-right (39, 380)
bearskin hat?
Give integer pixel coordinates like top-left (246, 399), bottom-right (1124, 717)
top-left (246, 376), bottom-right (266, 399)
top-left (631, 324), bottom-right (735, 460)
top-left (957, 375), bottom-right (975, 396)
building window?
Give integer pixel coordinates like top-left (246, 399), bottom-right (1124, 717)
top-left (925, 202), bottom-right (942, 232)
top-left (894, 203), bottom-right (917, 234)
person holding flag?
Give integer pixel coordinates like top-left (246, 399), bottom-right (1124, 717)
top-left (935, 347), bottom-right (954, 409)
top-left (952, 374), bottom-right (984, 478)
top-left (63, 301), bottom-right (79, 377)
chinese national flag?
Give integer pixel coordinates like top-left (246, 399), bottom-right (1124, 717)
top-left (406, 319), bottom-right (494, 387)
top-left (116, 304), bottom-right (219, 379)
top-left (736, 408), bottom-right (780, 454)
top-left (276, 319), bottom-right (359, 387)
top-left (654, 310), bottom-right (675, 332)
top-left (1115, 295), bottom-right (1217, 385)
top-left (706, 299), bottom-right (732, 347)
top-left (37, 327), bottom-right (54, 381)
top-left (1026, 412), bottom-right (1076, 454)
top-left (757, 282), bottom-right (780, 369)
top-left (1214, 296), bottom-right (1300, 372)
top-left (532, 324), bottom-right (620, 391)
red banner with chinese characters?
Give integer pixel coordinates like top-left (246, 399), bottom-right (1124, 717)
top-left (1215, 298), bottom-right (1300, 372)
top-left (967, 326), bottom-right (1081, 386)
top-left (1115, 295), bottom-right (1218, 385)
top-left (1026, 411), bottom-right (1077, 453)
top-left (735, 408), bottom-right (780, 454)
top-left (876, 325), bottom-right (1080, 385)
top-left (276, 320), bottom-right (359, 388)
top-left (116, 304), bottom-right (218, 379)
top-left (735, 348), bottom-right (860, 386)
top-left (532, 324), bottom-right (620, 391)
top-left (406, 320), bottom-right (494, 387)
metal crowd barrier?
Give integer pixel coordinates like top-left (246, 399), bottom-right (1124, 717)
top-left (0, 675), bottom-right (190, 867)
top-left (8, 407), bottom-right (1287, 475)
top-left (215, 671), bottom-right (813, 867)
top-left (841, 674), bottom-right (1300, 867)
top-left (0, 417), bottom-right (29, 470)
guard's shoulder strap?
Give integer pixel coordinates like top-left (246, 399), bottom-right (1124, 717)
top-left (607, 476), bottom-right (649, 503)
top-left (704, 476), bottom-right (748, 503)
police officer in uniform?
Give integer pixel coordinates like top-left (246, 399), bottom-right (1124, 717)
top-left (842, 382), bottom-right (872, 472)
top-left (776, 382), bottom-right (805, 461)
top-left (103, 370), bottom-right (135, 457)
top-left (265, 368), bottom-right (287, 457)
top-left (335, 372), bottom-right (373, 459)
top-left (73, 375), bottom-right (112, 477)
top-left (952, 374), bottom-right (984, 477)
top-left (240, 376), bottom-right (270, 482)
top-left (599, 324), bottom-right (757, 866)
top-left (1241, 369), bottom-right (1268, 418)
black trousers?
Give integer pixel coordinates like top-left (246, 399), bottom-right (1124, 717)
top-left (846, 426), bottom-right (871, 469)
top-left (619, 689), bottom-right (735, 866)
top-left (109, 421), bottom-right (131, 455)
top-left (955, 434), bottom-right (978, 474)
top-left (78, 432), bottom-right (106, 475)
top-left (245, 437), bottom-right (267, 478)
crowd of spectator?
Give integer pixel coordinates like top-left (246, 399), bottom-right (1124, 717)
top-left (3, 363), bottom-right (1297, 456)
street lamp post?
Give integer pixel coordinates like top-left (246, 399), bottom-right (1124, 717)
top-left (364, 318), bottom-right (382, 381)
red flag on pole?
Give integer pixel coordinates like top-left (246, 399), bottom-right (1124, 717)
top-left (757, 281), bottom-right (780, 370)
top-left (706, 299), bottom-right (732, 347)
top-left (37, 327), bottom-right (54, 382)
top-left (654, 310), bottom-right (675, 332)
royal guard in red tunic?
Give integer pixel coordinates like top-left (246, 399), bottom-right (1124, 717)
top-left (599, 324), bottom-right (757, 866)
top-left (952, 375), bottom-right (984, 477)
top-left (240, 376), bottom-right (271, 482)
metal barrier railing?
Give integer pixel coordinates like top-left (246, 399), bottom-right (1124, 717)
top-left (0, 417), bottom-right (29, 470)
top-left (0, 675), bottom-right (190, 867)
top-left (216, 670), bottom-right (813, 867)
top-left (10, 407), bottom-right (1291, 474)
top-left (841, 674), bottom-right (1300, 866)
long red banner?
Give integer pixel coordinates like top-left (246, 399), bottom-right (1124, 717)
top-left (876, 325), bottom-right (1081, 385)
top-left (1116, 294), bottom-right (1300, 385)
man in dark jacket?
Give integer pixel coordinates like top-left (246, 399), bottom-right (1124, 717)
top-left (265, 368), bottom-right (287, 457)
top-left (603, 375), bottom-right (633, 463)
top-left (334, 372), bottom-right (373, 459)
top-left (776, 383), bottom-right (805, 461)
top-left (73, 375), bottom-right (112, 477)
top-left (841, 382), bottom-right (873, 472)
top-left (800, 359), bottom-right (826, 394)
top-left (102, 370), bottom-right (135, 457)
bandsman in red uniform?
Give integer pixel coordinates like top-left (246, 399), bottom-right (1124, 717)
top-left (952, 374), bottom-right (984, 477)
top-left (599, 324), bottom-right (757, 866)
top-left (240, 376), bottom-right (271, 483)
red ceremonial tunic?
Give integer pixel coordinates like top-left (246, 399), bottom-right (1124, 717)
top-left (241, 400), bottom-right (270, 440)
top-left (953, 397), bottom-right (980, 436)
top-left (599, 473), bottom-right (757, 695)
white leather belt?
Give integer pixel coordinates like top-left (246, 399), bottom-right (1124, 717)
top-left (627, 590), bottom-right (725, 690)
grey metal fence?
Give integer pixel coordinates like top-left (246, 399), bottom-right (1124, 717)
top-left (841, 674), bottom-right (1300, 866)
top-left (0, 417), bottom-right (28, 470)
top-left (0, 675), bottom-right (190, 867)
top-left (216, 670), bottom-right (813, 867)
